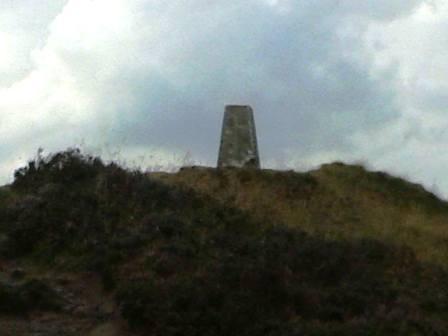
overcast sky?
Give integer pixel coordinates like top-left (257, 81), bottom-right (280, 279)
top-left (2, 0), bottom-right (448, 196)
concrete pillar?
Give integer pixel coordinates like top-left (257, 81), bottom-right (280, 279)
top-left (217, 105), bottom-right (260, 169)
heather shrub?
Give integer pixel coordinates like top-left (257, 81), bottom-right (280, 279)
top-left (0, 279), bottom-right (63, 315)
top-left (2, 149), bottom-right (448, 334)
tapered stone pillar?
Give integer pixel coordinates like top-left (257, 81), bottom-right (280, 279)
top-left (217, 105), bottom-right (260, 169)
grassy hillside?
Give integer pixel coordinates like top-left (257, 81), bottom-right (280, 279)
top-left (0, 149), bottom-right (447, 335)
top-left (156, 163), bottom-right (448, 266)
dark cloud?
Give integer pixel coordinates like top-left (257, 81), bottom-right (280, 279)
top-left (79, 0), bottom-right (408, 162)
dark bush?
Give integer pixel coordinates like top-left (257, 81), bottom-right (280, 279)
top-left (0, 279), bottom-right (63, 315)
top-left (13, 148), bottom-right (104, 192)
top-left (114, 222), bottom-right (448, 335)
top-left (3, 149), bottom-right (448, 334)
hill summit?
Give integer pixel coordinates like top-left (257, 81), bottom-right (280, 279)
top-left (0, 149), bottom-right (447, 335)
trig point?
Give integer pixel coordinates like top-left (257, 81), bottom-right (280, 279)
top-left (217, 105), bottom-right (260, 169)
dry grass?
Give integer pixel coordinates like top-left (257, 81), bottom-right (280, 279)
top-left (151, 163), bottom-right (448, 267)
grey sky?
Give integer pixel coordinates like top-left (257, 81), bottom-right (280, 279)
top-left (2, 0), bottom-right (448, 197)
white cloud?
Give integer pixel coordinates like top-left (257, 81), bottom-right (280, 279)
top-left (343, 0), bottom-right (448, 197)
top-left (0, 31), bottom-right (16, 69)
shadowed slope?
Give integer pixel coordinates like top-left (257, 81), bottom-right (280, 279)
top-left (0, 150), bottom-right (447, 335)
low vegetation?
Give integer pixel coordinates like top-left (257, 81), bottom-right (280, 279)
top-left (161, 163), bottom-right (448, 266)
top-left (0, 279), bottom-right (64, 315)
top-left (0, 149), bottom-right (447, 335)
